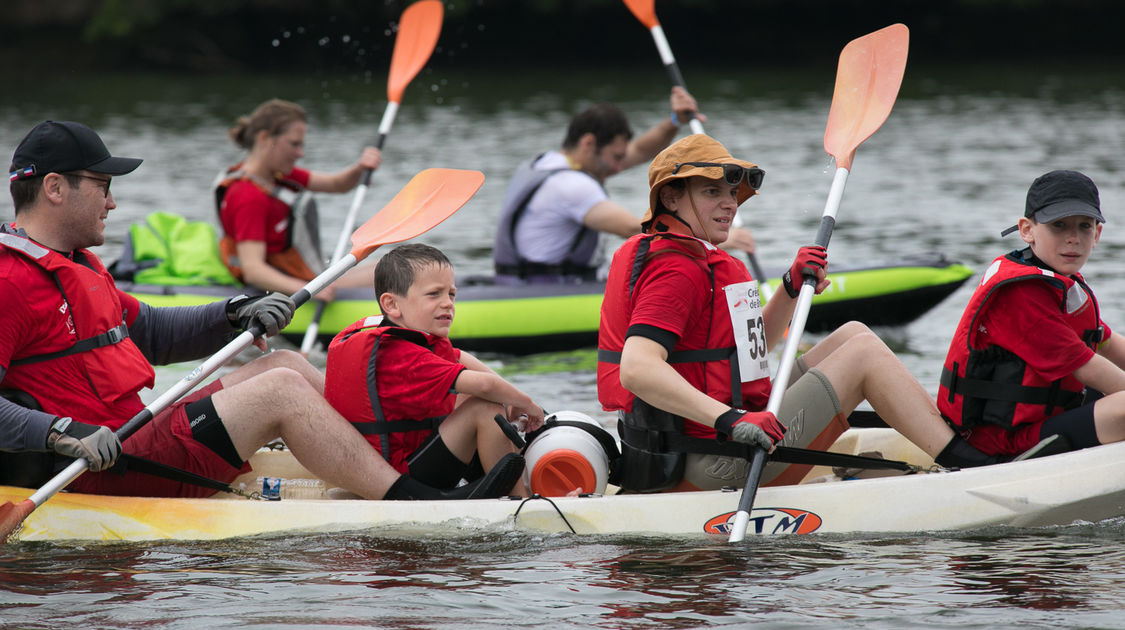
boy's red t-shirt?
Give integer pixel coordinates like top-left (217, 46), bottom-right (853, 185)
top-left (370, 334), bottom-right (465, 472)
top-left (325, 323), bottom-right (466, 474)
top-left (977, 280), bottom-right (1105, 381)
top-left (965, 279), bottom-right (1111, 453)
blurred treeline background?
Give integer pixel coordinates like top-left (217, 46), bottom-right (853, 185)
top-left (3, 0), bottom-right (1124, 75)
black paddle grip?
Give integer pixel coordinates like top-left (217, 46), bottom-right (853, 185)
top-left (665, 63), bottom-right (688, 91)
top-left (493, 413), bottom-right (526, 450)
top-left (734, 447), bottom-right (769, 520)
top-left (814, 216), bottom-right (836, 249)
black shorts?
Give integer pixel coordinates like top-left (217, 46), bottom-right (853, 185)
top-left (1039, 402), bottom-right (1099, 450)
top-left (405, 433), bottom-right (483, 489)
top-left (184, 395), bottom-right (243, 469)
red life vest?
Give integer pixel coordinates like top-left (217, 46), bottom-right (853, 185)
top-left (938, 251), bottom-right (1103, 430)
top-left (0, 232), bottom-right (155, 430)
top-left (324, 317), bottom-right (453, 473)
top-left (214, 167), bottom-right (323, 282)
top-left (598, 231), bottom-right (771, 417)
top-left (597, 231), bottom-right (772, 492)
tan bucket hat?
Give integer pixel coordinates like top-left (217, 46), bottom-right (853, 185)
top-left (642, 134), bottom-right (761, 231)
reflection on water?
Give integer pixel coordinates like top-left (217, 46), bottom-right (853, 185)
top-left (7, 524), bottom-right (1125, 627)
top-left (4, 65), bottom-right (1125, 627)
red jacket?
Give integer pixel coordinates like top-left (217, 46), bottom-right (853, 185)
top-left (324, 317), bottom-right (463, 474)
top-left (0, 231), bottom-right (154, 430)
top-left (939, 252), bottom-right (1103, 430)
top-left (597, 231), bottom-right (771, 433)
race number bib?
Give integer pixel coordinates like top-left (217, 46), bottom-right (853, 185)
top-left (723, 280), bottom-right (769, 382)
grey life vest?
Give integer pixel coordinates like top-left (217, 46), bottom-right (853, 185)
top-left (492, 155), bottom-right (600, 280)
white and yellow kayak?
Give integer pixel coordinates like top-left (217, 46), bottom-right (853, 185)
top-left (6, 428), bottom-right (1125, 543)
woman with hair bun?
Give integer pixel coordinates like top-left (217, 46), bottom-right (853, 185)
top-left (216, 98), bottom-right (382, 300)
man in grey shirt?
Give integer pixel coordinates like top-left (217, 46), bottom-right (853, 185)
top-left (494, 88), bottom-right (756, 284)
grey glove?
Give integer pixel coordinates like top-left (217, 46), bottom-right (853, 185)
top-left (714, 408), bottom-right (786, 452)
top-left (731, 423), bottom-right (774, 452)
top-left (46, 417), bottom-right (122, 472)
top-left (228, 293), bottom-right (297, 337)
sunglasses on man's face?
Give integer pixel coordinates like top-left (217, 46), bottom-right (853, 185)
top-left (672, 162), bottom-right (765, 190)
top-left (69, 173), bottom-right (112, 198)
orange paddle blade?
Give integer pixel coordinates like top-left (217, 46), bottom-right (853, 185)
top-left (387, 0), bottom-right (444, 104)
top-left (823, 23), bottom-right (909, 170)
top-left (0, 498), bottom-right (34, 543)
top-left (349, 168), bottom-right (484, 260)
top-left (622, 0), bottom-right (659, 29)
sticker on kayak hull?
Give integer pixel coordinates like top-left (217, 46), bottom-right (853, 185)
top-left (704, 508), bottom-right (823, 535)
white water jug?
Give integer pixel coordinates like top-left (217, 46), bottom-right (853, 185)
top-left (523, 410), bottom-right (611, 496)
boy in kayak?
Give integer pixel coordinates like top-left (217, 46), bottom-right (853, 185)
top-left (597, 133), bottom-right (1004, 493)
top-left (938, 170), bottom-right (1125, 458)
top-left (0, 120), bottom-right (465, 501)
top-left (325, 244), bottom-right (544, 498)
top-left (493, 87), bottom-right (756, 284)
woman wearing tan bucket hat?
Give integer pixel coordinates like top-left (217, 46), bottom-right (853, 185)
top-left (597, 134), bottom-right (1006, 493)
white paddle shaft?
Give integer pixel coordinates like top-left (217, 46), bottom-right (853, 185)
top-left (728, 166), bottom-right (850, 543)
top-left (28, 252), bottom-right (361, 507)
top-left (298, 101), bottom-right (402, 355)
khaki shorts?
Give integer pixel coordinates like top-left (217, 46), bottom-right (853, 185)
top-left (682, 367), bottom-right (847, 490)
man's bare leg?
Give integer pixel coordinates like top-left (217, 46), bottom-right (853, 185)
top-left (212, 358), bottom-right (398, 499)
top-left (219, 349), bottom-right (325, 393)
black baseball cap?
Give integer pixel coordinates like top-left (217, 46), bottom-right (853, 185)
top-left (8, 121), bottom-right (142, 182)
top-left (1001, 170), bottom-right (1104, 237)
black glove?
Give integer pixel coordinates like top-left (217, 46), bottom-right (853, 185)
top-left (46, 417), bottom-right (122, 472)
top-left (227, 293), bottom-right (297, 337)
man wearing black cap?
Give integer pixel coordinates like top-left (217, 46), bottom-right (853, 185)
top-left (0, 121), bottom-right (472, 500)
top-left (937, 169), bottom-right (1125, 461)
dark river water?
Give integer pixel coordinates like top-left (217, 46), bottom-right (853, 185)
top-left (3, 61), bottom-right (1125, 627)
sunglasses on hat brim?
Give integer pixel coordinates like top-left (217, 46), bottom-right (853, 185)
top-left (672, 162), bottom-right (764, 190)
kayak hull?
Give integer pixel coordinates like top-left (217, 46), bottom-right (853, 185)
top-left (6, 429), bottom-right (1124, 543)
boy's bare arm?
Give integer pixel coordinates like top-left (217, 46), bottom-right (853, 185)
top-left (452, 369), bottom-right (544, 429)
top-left (1096, 332), bottom-right (1125, 369)
top-left (1075, 337), bottom-right (1125, 394)
top-left (458, 350), bottom-right (497, 375)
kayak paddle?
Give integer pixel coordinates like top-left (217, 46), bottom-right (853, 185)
top-left (620, 0), bottom-right (770, 296)
top-left (727, 24), bottom-right (909, 543)
top-left (621, 0), bottom-right (703, 134)
top-left (299, 0), bottom-right (444, 356)
top-left (0, 167), bottom-right (484, 543)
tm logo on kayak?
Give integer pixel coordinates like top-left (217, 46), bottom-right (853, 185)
top-left (704, 508), bottom-right (823, 535)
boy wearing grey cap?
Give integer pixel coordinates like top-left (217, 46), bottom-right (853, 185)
top-left (938, 169), bottom-right (1124, 459)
